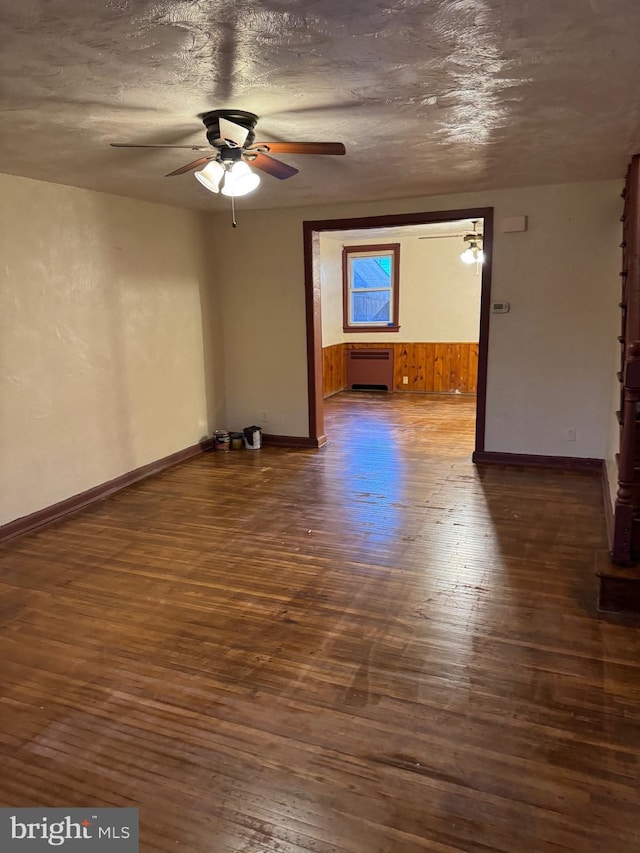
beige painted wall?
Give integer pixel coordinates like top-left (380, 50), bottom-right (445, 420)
top-left (212, 179), bottom-right (621, 457)
top-left (0, 173), bottom-right (224, 526)
top-left (319, 232), bottom-right (481, 346)
top-left (212, 208), bottom-right (310, 436)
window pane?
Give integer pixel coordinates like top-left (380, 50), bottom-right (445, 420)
top-left (352, 291), bottom-right (390, 323)
top-left (376, 256), bottom-right (391, 276)
top-left (352, 256), bottom-right (392, 291)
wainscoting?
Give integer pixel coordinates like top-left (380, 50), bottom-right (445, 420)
top-left (323, 342), bottom-right (479, 398)
top-left (323, 343), bottom-right (346, 398)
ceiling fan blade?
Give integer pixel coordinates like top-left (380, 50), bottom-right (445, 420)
top-left (111, 143), bottom-right (211, 150)
top-left (165, 156), bottom-right (216, 177)
top-left (252, 141), bottom-right (346, 156)
top-left (418, 234), bottom-right (466, 240)
top-left (219, 117), bottom-right (249, 147)
top-left (249, 152), bottom-right (299, 180)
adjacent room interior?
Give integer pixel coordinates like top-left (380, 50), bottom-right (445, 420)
top-left (318, 217), bottom-right (484, 452)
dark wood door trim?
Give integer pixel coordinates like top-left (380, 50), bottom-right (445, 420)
top-left (302, 207), bottom-right (494, 452)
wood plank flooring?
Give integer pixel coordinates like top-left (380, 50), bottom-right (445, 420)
top-left (1, 392), bottom-right (639, 852)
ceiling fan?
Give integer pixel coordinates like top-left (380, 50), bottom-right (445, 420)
top-left (418, 220), bottom-right (485, 272)
top-left (111, 108), bottom-right (346, 188)
top-left (417, 222), bottom-right (484, 241)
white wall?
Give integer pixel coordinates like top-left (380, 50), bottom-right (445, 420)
top-left (320, 232), bottom-right (481, 345)
top-left (0, 173), bottom-right (224, 526)
top-left (212, 179), bottom-right (621, 457)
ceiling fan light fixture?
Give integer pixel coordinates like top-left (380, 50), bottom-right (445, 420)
top-left (460, 242), bottom-right (484, 264)
top-left (194, 160), bottom-right (224, 193)
top-left (460, 219), bottom-right (484, 269)
top-left (220, 161), bottom-right (260, 197)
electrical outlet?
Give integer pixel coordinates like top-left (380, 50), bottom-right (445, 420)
top-left (261, 411), bottom-right (269, 423)
top-left (402, 376), bottom-right (409, 385)
top-left (566, 427), bottom-right (576, 441)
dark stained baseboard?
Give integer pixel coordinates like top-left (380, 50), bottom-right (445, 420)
top-left (1, 434), bottom-right (327, 545)
top-left (472, 450), bottom-right (603, 473)
top-left (1, 441), bottom-right (209, 544)
top-left (262, 433), bottom-right (327, 449)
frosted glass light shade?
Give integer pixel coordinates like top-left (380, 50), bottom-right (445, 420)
top-left (221, 161), bottom-right (261, 197)
top-left (460, 243), bottom-right (484, 265)
top-left (194, 161), bottom-right (224, 193)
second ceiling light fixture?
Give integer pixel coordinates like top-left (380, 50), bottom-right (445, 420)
top-left (460, 220), bottom-right (485, 271)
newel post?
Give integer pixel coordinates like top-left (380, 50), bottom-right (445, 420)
top-left (613, 341), bottom-right (640, 562)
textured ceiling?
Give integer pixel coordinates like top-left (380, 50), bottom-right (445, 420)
top-left (1, 0), bottom-right (640, 211)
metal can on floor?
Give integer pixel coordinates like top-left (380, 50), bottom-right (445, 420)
top-left (214, 430), bottom-right (230, 451)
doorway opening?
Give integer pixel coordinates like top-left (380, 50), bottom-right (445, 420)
top-left (303, 207), bottom-right (494, 451)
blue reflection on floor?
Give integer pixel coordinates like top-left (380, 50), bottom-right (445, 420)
top-left (330, 412), bottom-right (403, 546)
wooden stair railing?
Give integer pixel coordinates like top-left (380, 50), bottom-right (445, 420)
top-left (613, 342), bottom-right (640, 563)
top-left (611, 154), bottom-right (640, 569)
top-left (601, 154), bottom-right (640, 609)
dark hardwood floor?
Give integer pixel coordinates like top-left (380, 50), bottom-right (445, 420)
top-left (1, 392), bottom-right (639, 852)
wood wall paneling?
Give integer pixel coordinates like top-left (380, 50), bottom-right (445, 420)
top-left (423, 343), bottom-right (436, 392)
top-left (322, 343), bottom-right (346, 398)
top-left (434, 343), bottom-right (445, 392)
top-left (323, 343), bottom-right (478, 397)
top-left (469, 343), bottom-right (479, 393)
top-left (457, 344), bottom-right (469, 393)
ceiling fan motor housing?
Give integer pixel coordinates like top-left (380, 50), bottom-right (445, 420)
top-left (201, 109), bottom-right (258, 148)
top-left (219, 147), bottom-right (242, 165)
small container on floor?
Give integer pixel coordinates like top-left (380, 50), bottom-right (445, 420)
top-left (214, 430), bottom-right (230, 451)
top-left (243, 426), bottom-right (262, 450)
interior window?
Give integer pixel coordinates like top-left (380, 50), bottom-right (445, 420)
top-left (342, 244), bottom-right (400, 332)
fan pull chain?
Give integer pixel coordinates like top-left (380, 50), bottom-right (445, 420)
top-left (231, 194), bottom-right (237, 228)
